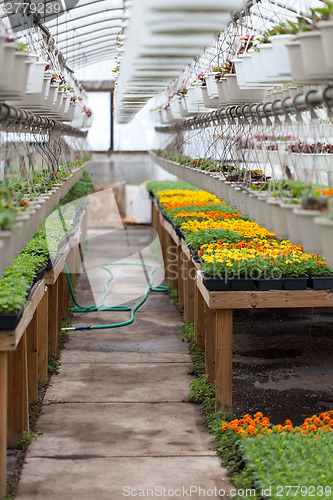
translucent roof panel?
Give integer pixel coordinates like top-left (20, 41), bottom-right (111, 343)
top-left (45, 0), bottom-right (124, 68)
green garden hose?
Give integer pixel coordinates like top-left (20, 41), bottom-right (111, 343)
top-left (62, 261), bottom-right (168, 331)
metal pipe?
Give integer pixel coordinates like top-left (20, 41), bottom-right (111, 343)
top-left (155, 86), bottom-right (333, 133)
top-left (0, 102), bottom-right (87, 137)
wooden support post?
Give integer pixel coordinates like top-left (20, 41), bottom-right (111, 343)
top-left (215, 309), bottom-right (233, 414)
top-left (186, 259), bottom-right (195, 323)
top-left (161, 223), bottom-right (168, 279)
top-left (48, 281), bottom-right (59, 356)
top-left (194, 285), bottom-right (205, 348)
top-left (0, 352), bottom-right (7, 499)
top-left (62, 270), bottom-right (69, 321)
top-left (151, 199), bottom-right (157, 231)
top-left (57, 273), bottom-right (64, 327)
top-left (7, 333), bottom-right (29, 448)
top-left (167, 233), bottom-right (178, 290)
top-left (26, 311), bottom-right (38, 402)
top-left (204, 304), bottom-right (216, 382)
top-left (183, 254), bottom-right (189, 321)
top-left (158, 215), bottom-right (166, 264)
top-left (177, 245), bottom-right (184, 305)
top-left (38, 288), bottom-right (48, 383)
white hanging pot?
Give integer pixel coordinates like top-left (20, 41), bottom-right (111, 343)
top-left (184, 92), bottom-right (201, 114)
top-left (297, 30), bottom-right (333, 82)
top-left (240, 50), bottom-right (274, 89)
top-left (0, 33), bottom-right (7, 68)
top-left (63, 101), bottom-right (76, 122)
top-left (286, 41), bottom-right (308, 85)
top-left (205, 72), bottom-right (219, 98)
top-left (216, 79), bottom-right (227, 106)
top-left (224, 74), bottom-right (265, 104)
top-left (0, 43), bottom-right (16, 94)
top-left (193, 82), bottom-right (204, 104)
top-left (255, 44), bottom-right (284, 84)
top-left (85, 115), bottom-right (93, 128)
top-left (169, 98), bottom-right (183, 119)
top-left (318, 20), bottom-right (333, 71)
top-left (270, 34), bottom-right (295, 77)
top-left (200, 86), bottom-right (219, 109)
top-left (26, 59), bottom-right (46, 94)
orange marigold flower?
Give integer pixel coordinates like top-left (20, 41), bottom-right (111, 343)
top-left (261, 417), bottom-right (270, 428)
top-left (246, 425), bottom-right (257, 435)
top-left (221, 422), bottom-right (228, 433)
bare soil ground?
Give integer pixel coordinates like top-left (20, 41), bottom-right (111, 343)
top-left (232, 307), bottom-right (333, 425)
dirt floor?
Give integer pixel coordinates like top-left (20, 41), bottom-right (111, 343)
top-left (232, 307), bottom-right (333, 425)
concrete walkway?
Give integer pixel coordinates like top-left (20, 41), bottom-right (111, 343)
top-left (16, 229), bottom-right (233, 499)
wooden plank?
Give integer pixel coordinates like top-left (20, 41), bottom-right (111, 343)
top-left (204, 303), bottom-right (216, 383)
top-left (0, 352), bottom-right (7, 499)
top-left (196, 271), bottom-right (211, 308)
top-left (162, 217), bottom-right (173, 236)
top-left (196, 271), bottom-right (333, 309)
top-left (7, 332), bottom-right (29, 448)
top-left (215, 309), bottom-right (233, 414)
top-left (151, 198), bottom-right (158, 231)
top-left (37, 288), bottom-right (48, 383)
top-left (26, 312), bottom-right (38, 402)
top-left (194, 284), bottom-right (205, 348)
top-left (170, 227), bottom-right (180, 246)
top-left (181, 239), bottom-right (191, 260)
top-left (0, 280), bottom-right (45, 352)
top-left (48, 281), bottom-right (59, 356)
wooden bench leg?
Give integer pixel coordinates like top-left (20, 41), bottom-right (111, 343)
top-left (48, 281), bottom-right (59, 357)
top-left (7, 333), bottom-right (29, 448)
top-left (205, 304), bottom-right (216, 382)
top-left (163, 229), bottom-right (171, 283)
top-left (62, 271), bottom-right (70, 321)
top-left (0, 352), bottom-right (7, 499)
top-left (38, 288), bottom-right (48, 383)
top-left (166, 235), bottom-right (178, 290)
top-left (183, 255), bottom-right (189, 320)
top-left (194, 285), bottom-right (205, 348)
top-left (177, 246), bottom-right (184, 306)
top-left (215, 309), bottom-right (233, 414)
top-left (57, 274), bottom-right (64, 328)
top-left (183, 256), bottom-right (195, 323)
top-left (26, 312), bottom-right (38, 402)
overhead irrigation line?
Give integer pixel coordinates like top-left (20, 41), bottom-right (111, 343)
top-left (0, 103), bottom-right (88, 137)
top-left (155, 86), bottom-right (333, 133)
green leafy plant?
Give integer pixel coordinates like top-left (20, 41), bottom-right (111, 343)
top-left (16, 431), bottom-right (43, 451)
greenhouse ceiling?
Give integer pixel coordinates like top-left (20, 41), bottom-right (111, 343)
top-left (2, 0), bottom-right (325, 119)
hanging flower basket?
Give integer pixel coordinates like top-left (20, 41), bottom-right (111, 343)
top-left (318, 19), bottom-right (333, 71)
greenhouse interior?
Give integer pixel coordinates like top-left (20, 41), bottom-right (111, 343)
top-left (2, 0), bottom-right (333, 498)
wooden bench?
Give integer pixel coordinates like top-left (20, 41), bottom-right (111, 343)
top-left (152, 198), bottom-right (333, 416)
top-left (0, 213), bottom-right (86, 499)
